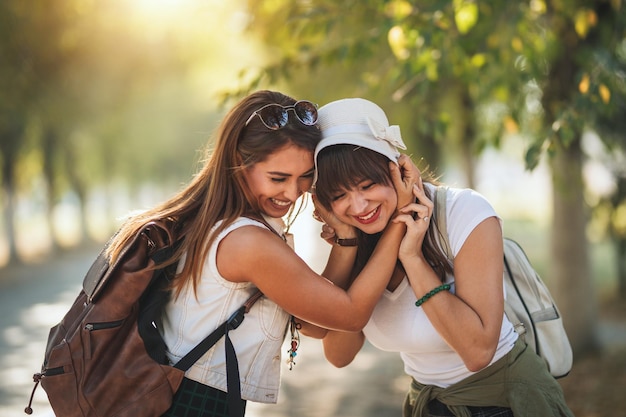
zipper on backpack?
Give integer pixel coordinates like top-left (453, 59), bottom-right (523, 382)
top-left (84, 319), bottom-right (124, 360)
top-left (43, 366), bottom-right (66, 377)
top-left (26, 367), bottom-right (66, 414)
top-left (84, 319), bottom-right (124, 331)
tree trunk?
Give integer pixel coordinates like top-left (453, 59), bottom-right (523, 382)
top-left (1, 176), bottom-right (19, 265)
top-left (612, 175), bottom-right (626, 299)
top-left (549, 138), bottom-right (599, 355)
top-left (458, 88), bottom-right (476, 189)
top-left (618, 237), bottom-right (626, 299)
top-left (42, 128), bottom-right (60, 253)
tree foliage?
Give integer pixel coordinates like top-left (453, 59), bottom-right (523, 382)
top-left (241, 0), bottom-right (626, 353)
top-left (0, 0), bottom-right (248, 261)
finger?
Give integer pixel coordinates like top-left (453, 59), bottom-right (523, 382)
top-left (313, 198), bottom-right (334, 223)
top-left (409, 183), bottom-right (434, 214)
top-left (399, 203), bottom-right (429, 220)
top-left (322, 224), bottom-right (335, 235)
top-left (312, 210), bottom-right (323, 222)
top-left (397, 155), bottom-right (421, 185)
top-left (392, 213), bottom-right (416, 227)
top-left (389, 161), bottom-right (403, 189)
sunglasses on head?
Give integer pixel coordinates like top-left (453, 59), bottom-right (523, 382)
top-left (245, 100), bottom-right (318, 130)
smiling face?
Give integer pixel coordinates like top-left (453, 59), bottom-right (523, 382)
top-left (315, 145), bottom-right (398, 235)
top-left (329, 179), bottom-right (397, 234)
top-left (242, 144), bottom-right (315, 218)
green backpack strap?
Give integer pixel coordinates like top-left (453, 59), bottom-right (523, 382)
top-left (435, 185), bottom-right (452, 259)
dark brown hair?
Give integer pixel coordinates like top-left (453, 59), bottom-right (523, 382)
top-left (315, 145), bottom-right (453, 281)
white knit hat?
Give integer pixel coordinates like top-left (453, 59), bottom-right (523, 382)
top-left (314, 98), bottom-right (406, 183)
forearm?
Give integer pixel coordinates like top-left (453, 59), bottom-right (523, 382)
top-left (298, 319), bottom-right (329, 339)
top-left (344, 221), bottom-right (404, 328)
top-left (402, 256), bottom-right (500, 371)
top-left (321, 244), bottom-right (357, 289)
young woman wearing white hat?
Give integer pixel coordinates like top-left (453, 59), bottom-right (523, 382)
top-left (311, 98), bottom-right (574, 417)
top-left (105, 91), bottom-right (419, 417)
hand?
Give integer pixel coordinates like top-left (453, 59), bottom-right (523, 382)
top-left (390, 154), bottom-right (421, 210)
top-left (392, 181), bottom-right (433, 262)
top-left (312, 194), bottom-right (356, 245)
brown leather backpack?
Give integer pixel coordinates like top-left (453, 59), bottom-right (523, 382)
top-left (26, 220), bottom-right (261, 417)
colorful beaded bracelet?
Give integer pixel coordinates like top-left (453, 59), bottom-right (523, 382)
top-left (415, 283), bottom-right (451, 307)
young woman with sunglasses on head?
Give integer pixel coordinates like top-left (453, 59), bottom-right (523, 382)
top-left (104, 90), bottom-right (419, 417)
top-left (310, 98), bottom-right (574, 417)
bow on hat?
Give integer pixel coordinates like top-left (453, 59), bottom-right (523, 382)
top-left (367, 117), bottom-right (407, 150)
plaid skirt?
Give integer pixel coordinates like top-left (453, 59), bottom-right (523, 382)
top-left (161, 377), bottom-right (247, 417)
top-left (426, 399), bottom-right (513, 417)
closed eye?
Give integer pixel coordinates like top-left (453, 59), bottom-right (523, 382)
top-left (361, 181), bottom-right (376, 190)
top-left (301, 170), bottom-right (315, 179)
top-left (331, 192), bottom-right (346, 202)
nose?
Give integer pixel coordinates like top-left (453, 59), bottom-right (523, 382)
top-left (284, 180), bottom-right (303, 202)
top-left (348, 192), bottom-right (368, 214)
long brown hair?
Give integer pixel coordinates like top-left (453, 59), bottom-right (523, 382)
top-left (315, 145), bottom-right (453, 281)
top-left (106, 90), bottom-right (321, 296)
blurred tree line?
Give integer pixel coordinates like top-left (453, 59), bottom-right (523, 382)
top-left (236, 0), bottom-right (626, 355)
top-left (0, 0), bottom-right (248, 261)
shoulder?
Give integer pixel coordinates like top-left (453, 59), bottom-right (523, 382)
top-left (429, 184), bottom-right (501, 256)
top-left (219, 217), bottom-right (280, 250)
top-left (217, 220), bottom-right (292, 282)
top-left (449, 186), bottom-right (489, 203)
top-left (436, 185), bottom-right (497, 218)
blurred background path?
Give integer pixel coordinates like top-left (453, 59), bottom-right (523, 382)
top-left (0, 234), bottom-right (410, 417)
top-left (1, 221), bottom-right (625, 417)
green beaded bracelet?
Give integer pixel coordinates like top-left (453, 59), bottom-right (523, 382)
top-left (415, 283), bottom-right (451, 307)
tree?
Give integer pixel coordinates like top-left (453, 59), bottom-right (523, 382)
top-left (241, 0), bottom-right (626, 355)
top-left (0, 0), bottom-right (223, 260)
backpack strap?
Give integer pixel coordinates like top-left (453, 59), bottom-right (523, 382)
top-left (173, 289), bottom-right (263, 371)
top-left (173, 215), bottom-right (280, 417)
top-left (502, 244), bottom-right (529, 340)
top-left (173, 288), bottom-right (262, 417)
top-left (434, 186), bottom-right (452, 259)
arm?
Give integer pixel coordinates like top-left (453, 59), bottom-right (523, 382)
top-left (395, 201), bottom-right (504, 371)
top-left (217, 215), bottom-right (401, 331)
top-left (297, 240), bottom-right (358, 339)
top-left (217, 161), bottom-right (416, 332)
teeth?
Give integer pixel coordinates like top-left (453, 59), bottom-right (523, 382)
top-left (358, 208), bottom-right (377, 221)
top-left (271, 198), bottom-right (291, 207)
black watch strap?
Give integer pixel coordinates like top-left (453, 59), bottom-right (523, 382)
top-left (334, 237), bottom-right (358, 247)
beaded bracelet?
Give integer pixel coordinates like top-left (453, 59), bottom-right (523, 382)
top-left (415, 283), bottom-right (451, 307)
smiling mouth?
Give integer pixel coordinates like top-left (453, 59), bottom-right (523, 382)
top-left (270, 198), bottom-right (291, 207)
top-left (354, 206), bottom-right (380, 224)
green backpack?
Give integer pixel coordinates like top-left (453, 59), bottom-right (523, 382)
top-left (435, 186), bottom-right (573, 378)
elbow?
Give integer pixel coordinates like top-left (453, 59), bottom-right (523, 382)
top-left (463, 346), bottom-right (497, 372)
top-left (324, 347), bottom-right (358, 368)
top-left (325, 353), bottom-right (354, 368)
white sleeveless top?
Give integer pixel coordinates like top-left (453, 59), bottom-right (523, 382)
top-left (363, 185), bottom-right (518, 388)
top-left (161, 217), bottom-right (291, 403)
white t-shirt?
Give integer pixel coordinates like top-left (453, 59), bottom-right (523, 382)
top-left (363, 184), bottom-right (518, 388)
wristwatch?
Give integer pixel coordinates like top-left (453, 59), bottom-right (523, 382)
top-left (334, 237), bottom-right (358, 247)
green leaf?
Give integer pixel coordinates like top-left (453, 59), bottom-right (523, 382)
top-left (454, 1), bottom-right (478, 35)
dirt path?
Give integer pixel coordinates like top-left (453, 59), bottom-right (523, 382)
top-left (1, 232), bottom-right (625, 416)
